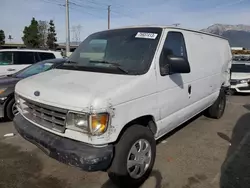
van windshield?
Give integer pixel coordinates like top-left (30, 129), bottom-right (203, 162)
top-left (58, 27), bottom-right (162, 75)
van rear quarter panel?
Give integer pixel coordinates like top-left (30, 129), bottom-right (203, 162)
top-left (184, 31), bottom-right (231, 96)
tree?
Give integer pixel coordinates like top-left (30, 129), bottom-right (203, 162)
top-left (0, 30), bottom-right (5, 45)
top-left (22, 17), bottom-right (41, 48)
top-left (38, 20), bottom-right (48, 49)
top-left (46, 20), bottom-right (57, 50)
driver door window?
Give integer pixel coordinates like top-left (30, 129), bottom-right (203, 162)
top-left (163, 32), bottom-right (187, 57)
top-left (160, 32), bottom-right (187, 75)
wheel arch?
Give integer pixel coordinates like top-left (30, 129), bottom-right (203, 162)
top-left (114, 115), bottom-right (157, 144)
top-left (4, 94), bottom-right (14, 116)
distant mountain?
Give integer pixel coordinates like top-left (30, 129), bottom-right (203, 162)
top-left (201, 24), bottom-right (250, 49)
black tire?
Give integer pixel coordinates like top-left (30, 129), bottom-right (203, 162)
top-left (205, 88), bottom-right (226, 119)
top-left (108, 125), bottom-right (156, 188)
top-left (6, 98), bottom-right (16, 121)
top-left (229, 89), bottom-right (236, 95)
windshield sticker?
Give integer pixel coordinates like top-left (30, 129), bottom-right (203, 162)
top-left (135, 32), bottom-right (158, 39)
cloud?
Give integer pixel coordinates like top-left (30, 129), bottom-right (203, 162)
top-left (1, 0), bottom-right (250, 43)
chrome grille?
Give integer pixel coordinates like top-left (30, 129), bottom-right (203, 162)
top-left (21, 98), bottom-right (67, 133)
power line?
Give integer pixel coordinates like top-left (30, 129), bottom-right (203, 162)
top-left (69, 0), bottom-right (140, 19)
top-left (36, 0), bottom-right (63, 6)
top-left (69, 1), bottom-right (106, 11)
top-left (68, 5), bottom-right (105, 19)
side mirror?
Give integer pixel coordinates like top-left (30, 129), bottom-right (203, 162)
top-left (167, 55), bottom-right (190, 74)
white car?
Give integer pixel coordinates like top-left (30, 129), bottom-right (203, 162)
top-left (13, 26), bottom-right (232, 187)
top-left (0, 49), bottom-right (62, 76)
top-left (230, 61), bottom-right (250, 93)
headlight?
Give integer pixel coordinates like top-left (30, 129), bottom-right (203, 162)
top-left (66, 111), bottom-right (109, 135)
top-left (66, 112), bottom-right (89, 132)
top-left (0, 88), bottom-right (7, 94)
top-left (240, 79), bottom-right (250, 84)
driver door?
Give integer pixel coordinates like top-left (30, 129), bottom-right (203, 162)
top-left (157, 31), bottom-right (192, 135)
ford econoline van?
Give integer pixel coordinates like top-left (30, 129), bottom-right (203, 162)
top-left (14, 26), bottom-right (232, 187)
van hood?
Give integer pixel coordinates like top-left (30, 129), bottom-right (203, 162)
top-left (15, 69), bottom-right (153, 111)
top-left (231, 72), bottom-right (250, 80)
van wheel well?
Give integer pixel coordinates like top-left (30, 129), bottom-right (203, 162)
top-left (4, 94), bottom-right (14, 117)
top-left (115, 115), bottom-right (157, 143)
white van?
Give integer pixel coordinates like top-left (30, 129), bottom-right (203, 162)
top-left (0, 49), bottom-right (62, 76)
top-left (13, 26), bottom-right (232, 187)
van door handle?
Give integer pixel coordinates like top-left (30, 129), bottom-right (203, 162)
top-left (188, 85), bottom-right (192, 95)
top-left (7, 68), bottom-right (16, 71)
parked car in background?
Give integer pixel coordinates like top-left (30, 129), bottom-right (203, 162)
top-left (230, 61), bottom-right (250, 93)
top-left (0, 58), bottom-right (66, 120)
top-left (14, 26), bottom-right (232, 187)
top-left (0, 49), bottom-right (62, 76)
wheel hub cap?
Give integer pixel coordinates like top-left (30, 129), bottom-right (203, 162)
top-left (127, 139), bottom-right (152, 179)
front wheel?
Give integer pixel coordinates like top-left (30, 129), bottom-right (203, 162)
top-left (108, 125), bottom-right (156, 188)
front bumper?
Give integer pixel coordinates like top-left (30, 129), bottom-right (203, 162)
top-left (14, 114), bottom-right (114, 172)
top-left (230, 83), bottom-right (250, 93)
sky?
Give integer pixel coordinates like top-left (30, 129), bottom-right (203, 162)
top-left (1, 0), bottom-right (250, 43)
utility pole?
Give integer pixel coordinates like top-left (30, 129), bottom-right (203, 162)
top-left (108, 5), bottom-right (111, 29)
top-left (66, 0), bottom-right (70, 54)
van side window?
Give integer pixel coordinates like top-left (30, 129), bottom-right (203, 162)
top-left (38, 52), bottom-right (56, 61)
top-left (14, 52), bottom-right (36, 64)
top-left (0, 52), bottom-right (14, 65)
top-left (160, 32), bottom-right (188, 75)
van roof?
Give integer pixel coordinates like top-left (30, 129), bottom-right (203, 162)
top-left (0, 49), bottom-right (59, 53)
top-left (105, 25), bottom-right (226, 40)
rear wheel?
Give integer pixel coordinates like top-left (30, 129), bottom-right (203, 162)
top-left (6, 98), bottom-right (18, 121)
top-left (205, 88), bottom-right (226, 119)
top-left (108, 125), bottom-right (156, 188)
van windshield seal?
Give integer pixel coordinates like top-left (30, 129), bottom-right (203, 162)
top-left (57, 27), bottom-right (162, 75)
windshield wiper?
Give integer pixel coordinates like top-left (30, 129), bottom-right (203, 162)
top-left (65, 60), bottom-right (78, 64)
top-left (89, 60), bottom-right (129, 74)
top-left (60, 60), bottom-right (79, 69)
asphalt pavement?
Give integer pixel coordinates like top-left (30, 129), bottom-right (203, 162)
top-left (0, 94), bottom-right (249, 188)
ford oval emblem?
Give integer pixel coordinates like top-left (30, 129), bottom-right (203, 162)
top-left (34, 91), bottom-right (40, 96)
